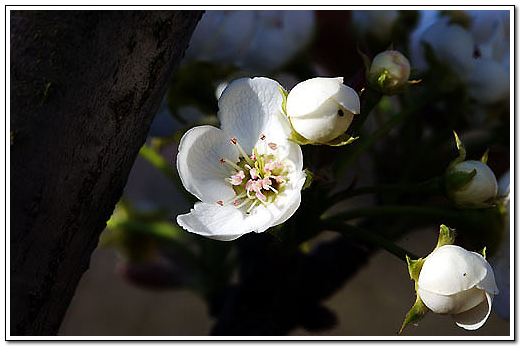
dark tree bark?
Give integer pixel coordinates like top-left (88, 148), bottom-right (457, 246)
top-left (10, 10), bottom-right (202, 336)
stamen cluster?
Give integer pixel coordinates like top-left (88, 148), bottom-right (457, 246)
top-left (219, 135), bottom-right (288, 214)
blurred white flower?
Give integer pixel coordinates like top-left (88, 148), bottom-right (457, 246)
top-left (411, 10), bottom-right (510, 104)
top-left (185, 10), bottom-right (257, 64)
top-left (418, 245), bottom-right (499, 330)
top-left (286, 77), bottom-right (360, 143)
top-left (447, 160), bottom-right (498, 207)
top-left (238, 11), bottom-right (315, 71)
top-left (491, 170), bottom-right (510, 319)
top-left (184, 10), bottom-right (315, 72)
top-left (176, 77), bottom-right (306, 241)
top-left (351, 10), bottom-right (399, 42)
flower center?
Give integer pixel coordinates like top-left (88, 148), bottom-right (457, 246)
top-left (218, 135), bottom-right (289, 214)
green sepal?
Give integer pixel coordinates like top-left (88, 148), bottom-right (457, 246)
top-left (278, 85), bottom-right (289, 115)
top-left (288, 129), bottom-right (358, 147)
top-left (449, 130), bottom-right (466, 167)
top-left (481, 148), bottom-right (489, 164)
top-left (435, 224), bottom-right (456, 250)
top-left (406, 255), bottom-right (425, 282)
top-left (399, 294), bottom-right (429, 334)
top-left (445, 168), bottom-right (477, 192)
top-left (288, 129), bottom-right (316, 145)
top-left (302, 168), bottom-right (314, 191)
top-left (478, 247), bottom-right (487, 259)
top-left (327, 133), bottom-right (359, 146)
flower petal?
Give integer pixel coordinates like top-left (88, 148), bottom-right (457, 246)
top-left (176, 125), bottom-right (239, 203)
top-left (287, 77), bottom-right (344, 118)
top-left (463, 58), bottom-right (509, 104)
top-left (268, 171), bottom-right (306, 226)
top-left (452, 292), bottom-right (493, 330)
top-left (177, 201), bottom-right (273, 241)
top-left (418, 245), bottom-right (488, 295)
top-left (218, 77), bottom-right (285, 154)
top-left (476, 255), bottom-right (499, 295)
top-left (331, 82), bottom-right (361, 115)
top-left (418, 286), bottom-right (486, 315)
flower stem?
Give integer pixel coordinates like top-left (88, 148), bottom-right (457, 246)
top-left (321, 220), bottom-right (419, 261)
top-left (322, 205), bottom-right (466, 225)
top-left (349, 88), bottom-right (382, 136)
top-left (327, 177), bottom-right (443, 206)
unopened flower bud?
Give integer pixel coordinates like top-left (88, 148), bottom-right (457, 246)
top-left (446, 160), bottom-right (498, 207)
top-left (286, 77), bottom-right (360, 144)
top-left (368, 50), bottom-right (411, 94)
top-left (417, 245), bottom-right (498, 330)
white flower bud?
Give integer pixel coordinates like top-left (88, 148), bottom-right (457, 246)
top-left (448, 160), bottom-right (498, 206)
top-left (286, 77), bottom-right (360, 144)
top-left (417, 245), bottom-right (498, 330)
top-left (368, 50), bottom-right (411, 93)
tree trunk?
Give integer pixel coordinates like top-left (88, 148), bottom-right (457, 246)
top-left (10, 10), bottom-right (202, 336)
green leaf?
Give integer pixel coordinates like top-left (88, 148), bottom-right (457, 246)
top-left (406, 255), bottom-right (425, 282)
top-left (435, 224), bottom-right (456, 249)
top-left (302, 168), bottom-right (314, 190)
top-left (399, 295), bottom-right (429, 334)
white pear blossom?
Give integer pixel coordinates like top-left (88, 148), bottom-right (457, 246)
top-left (411, 11), bottom-right (510, 104)
top-left (286, 77), bottom-right (360, 143)
top-left (417, 245), bottom-right (499, 330)
top-left (184, 10), bottom-right (315, 72)
top-left (448, 160), bottom-right (498, 206)
top-left (176, 77), bottom-right (306, 241)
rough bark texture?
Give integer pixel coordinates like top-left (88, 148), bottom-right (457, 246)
top-left (10, 10), bottom-right (202, 336)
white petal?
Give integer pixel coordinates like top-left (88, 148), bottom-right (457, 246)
top-left (287, 77), bottom-right (344, 118)
top-left (476, 254), bottom-right (499, 295)
top-left (418, 245), bottom-right (488, 295)
top-left (255, 107), bottom-right (298, 158)
top-left (176, 125), bottom-right (239, 203)
top-left (464, 58), bottom-right (510, 104)
top-left (421, 19), bottom-right (475, 75)
top-left (418, 287), bottom-right (486, 315)
top-left (218, 77), bottom-right (285, 154)
top-left (290, 97), bottom-right (355, 143)
top-left (266, 171), bottom-right (306, 226)
top-left (452, 292), bottom-right (493, 330)
top-left (177, 201), bottom-right (273, 241)
top-left (332, 81), bottom-right (361, 115)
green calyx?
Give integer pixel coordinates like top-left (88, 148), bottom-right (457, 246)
top-left (288, 128), bottom-right (359, 147)
top-left (400, 224), bottom-right (457, 334)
